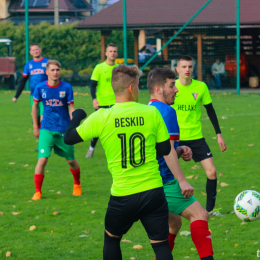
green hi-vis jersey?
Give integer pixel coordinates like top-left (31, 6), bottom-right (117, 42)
top-left (91, 61), bottom-right (118, 106)
top-left (76, 102), bottom-right (170, 196)
top-left (172, 79), bottom-right (212, 141)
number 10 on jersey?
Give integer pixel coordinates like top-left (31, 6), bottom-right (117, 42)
top-left (117, 133), bottom-right (146, 168)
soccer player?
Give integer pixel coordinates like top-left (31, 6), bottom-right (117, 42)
top-left (86, 43), bottom-right (118, 158)
top-left (31, 60), bottom-right (81, 201)
top-left (173, 55), bottom-right (227, 215)
top-left (148, 68), bottom-right (214, 260)
top-left (64, 64), bottom-right (173, 260)
top-left (13, 43), bottom-right (48, 124)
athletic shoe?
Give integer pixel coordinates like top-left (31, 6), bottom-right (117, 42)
top-left (86, 149), bottom-right (94, 158)
top-left (209, 210), bottom-right (224, 217)
top-left (73, 184), bottom-right (82, 196)
top-left (32, 191), bottom-right (42, 200)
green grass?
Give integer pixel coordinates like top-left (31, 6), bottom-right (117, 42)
top-left (0, 88), bottom-right (260, 259)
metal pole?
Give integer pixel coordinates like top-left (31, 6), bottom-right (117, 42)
top-left (236, 0), bottom-right (240, 95)
top-left (54, 0), bottom-right (59, 26)
top-left (25, 0), bottom-right (29, 91)
top-left (123, 0), bottom-right (127, 64)
top-left (140, 0), bottom-right (212, 71)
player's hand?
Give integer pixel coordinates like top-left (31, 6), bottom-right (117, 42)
top-left (181, 146), bottom-right (192, 161)
top-left (179, 180), bottom-right (194, 198)
top-left (217, 134), bottom-right (227, 152)
top-left (93, 99), bottom-right (99, 109)
top-left (33, 127), bottom-right (40, 139)
top-left (12, 97), bottom-right (17, 102)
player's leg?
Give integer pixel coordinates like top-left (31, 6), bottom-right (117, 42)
top-left (140, 188), bottom-right (173, 260)
top-left (181, 201), bottom-right (214, 260)
top-left (200, 157), bottom-right (219, 214)
top-left (32, 130), bottom-right (53, 200)
top-left (53, 133), bottom-right (81, 196)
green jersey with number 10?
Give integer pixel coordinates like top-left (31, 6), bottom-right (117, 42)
top-left (76, 102), bottom-right (170, 196)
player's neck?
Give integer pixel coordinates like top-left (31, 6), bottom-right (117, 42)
top-left (48, 79), bottom-right (60, 87)
top-left (106, 59), bottom-right (115, 66)
top-left (150, 94), bottom-right (165, 104)
top-left (179, 77), bottom-right (192, 86)
top-left (33, 56), bottom-right (43, 61)
top-left (115, 95), bottom-right (135, 103)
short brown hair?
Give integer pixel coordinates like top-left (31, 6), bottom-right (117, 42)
top-left (46, 60), bottom-right (61, 69)
top-left (112, 64), bottom-right (142, 95)
top-left (30, 43), bottom-right (40, 49)
top-left (177, 55), bottom-right (193, 64)
top-left (106, 43), bottom-right (117, 49)
top-left (147, 68), bottom-right (175, 94)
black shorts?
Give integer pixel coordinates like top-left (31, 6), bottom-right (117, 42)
top-left (105, 187), bottom-right (169, 240)
top-left (179, 138), bottom-right (213, 163)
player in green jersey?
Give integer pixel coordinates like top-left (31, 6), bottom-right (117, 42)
top-left (173, 55), bottom-right (227, 216)
top-left (86, 43), bottom-right (119, 158)
top-left (64, 64), bottom-right (173, 260)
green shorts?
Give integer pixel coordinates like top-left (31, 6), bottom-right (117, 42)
top-left (30, 95), bottom-right (44, 116)
top-left (38, 129), bottom-right (75, 160)
top-left (163, 179), bottom-right (197, 215)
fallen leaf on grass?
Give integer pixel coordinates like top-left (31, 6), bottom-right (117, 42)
top-left (91, 210), bottom-right (96, 213)
top-left (248, 144), bottom-right (254, 147)
top-left (201, 191), bottom-right (207, 196)
top-left (186, 175), bottom-right (193, 179)
top-left (29, 225), bottom-right (36, 231)
top-left (253, 242), bottom-right (258, 244)
top-left (184, 257), bottom-right (190, 259)
top-left (133, 245), bottom-right (143, 250)
top-left (218, 189), bottom-right (221, 192)
top-left (195, 176), bottom-right (198, 179)
top-left (53, 211), bottom-right (60, 215)
top-left (28, 200), bottom-right (32, 203)
top-left (79, 235), bottom-right (88, 237)
top-left (6, 251), bottom-right (11, 257)
top-left (190, 248), bottom-right (196, 251)
top-left (221, 116), bottom-right (227, 119)
top-left (70, 251), bottom-right (74, 253)
top-left (230, 128), bottom-right (234, 130)
top-left (51, 229), bottom-right (54, 233)
top-left (56, 191), bottom-right (61, 194)
top-left (82, 230), bottom-right (89, 233)
top-left (9, 162), bottom-right (15, 165)
top-left (220, 182), bottom-right (229, 187)
top-left (222, 252), bottom-right (225, 255)
top-left (130, 257), bottom-right (136, 260)
top-left (12, 212), bottom-right (21, 215)
top-left (251, 186), bottom-right (256, 188)
top-left (49, 190), bottom-right (55, 192)
top-left (0, 212), bottom-right (3, 215)
top-left (241, 221), bottom-right (247, 225)
top-left (219, 173), bottom-right (223, 176)
top-left (122, 239), bottom-right (132, 243)
top-left (212, 137), bottom-right (216, 139)
top-left (234, 244), bottom-right (238, 247)
top-left (180, 231), bottom-right (191, 236)
top-left (191, 167), bottom-right (196, 169)
top-left (24, 164), bottom-right (29, 167)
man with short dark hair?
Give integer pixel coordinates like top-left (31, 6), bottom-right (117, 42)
top-left (65, 64), bottom-right (173, 260)
top-left (13, 44), bottom-right (48, 124)
top-left (86, 43), bottom-right (119, 158)
top-left (31, 59), bottom-right (81, 201)
top-left (148, 67), bottom-right (214, 260)
top-left (173, 55), bottom-right (227, 216)
top-left (211, 59), bottom-right (225, 88)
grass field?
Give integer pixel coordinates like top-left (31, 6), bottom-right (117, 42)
top-left (0, 88), bottom-right (260, 259)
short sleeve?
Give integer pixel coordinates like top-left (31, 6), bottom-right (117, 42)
top-left (66, 84), bottom-right (74, 104)
top-left (202, 83), bottom-right (212, 105)
top-left (32, 86), bottom-right (41, 102)
top-left (76, 110), bottom-right (101, 141)
top-left (164, 108), bottom-right (179, 140)
top-left (22, 63), bottom-right (29, 77)
top-left (155, 108), bottom-right (170, 143)
top-left (90, 65), bottom-right (100, 82)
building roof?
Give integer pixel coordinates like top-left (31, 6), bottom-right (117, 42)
top-left (9, 0), bottom-right (93, 13)
top-left (77, 0), bottom-right (260, 29)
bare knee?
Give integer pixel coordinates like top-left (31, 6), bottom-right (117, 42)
top-left (37, 157), bottom-right (48, 168)
top-left (205, 166), bottom-right (216, 179)
top-left (67, 159), bottom-right (79, 168)
top-left (168, 213), bottom-right (182, 235)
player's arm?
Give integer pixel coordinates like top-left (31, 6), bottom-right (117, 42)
top-left (164, 139), bottom-right (194, 198)
top-left (176, 145), bottom-right (192, 161)
top-left (12, 76), bottom-right (29, 102)
top-left (64, 109), bottom-right (87, 145)
top-left (68, 103), bottom-right (76, 120)
top-left (32, 101), bottom-right (39, 138)
top-left (204, 103), bottom-right (227, 152)
top-left (90, 80), bottom-right (99, 109)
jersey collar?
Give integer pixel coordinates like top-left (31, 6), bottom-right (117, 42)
top-left (33, 57), bottom-right (44, 62)
top-left (47, 80), bottom-right (61, 88)
top-left (150, 99), bottom-right (160, 102)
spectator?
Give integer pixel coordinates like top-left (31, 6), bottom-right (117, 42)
top-left (211, 59), bottom-right (225, 88)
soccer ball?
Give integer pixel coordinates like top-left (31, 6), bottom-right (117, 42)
top-left (234, 190), bottom-right (260, 222)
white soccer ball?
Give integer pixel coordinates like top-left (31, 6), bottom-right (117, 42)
top-left (234, 190), bottom-right (260, 222)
